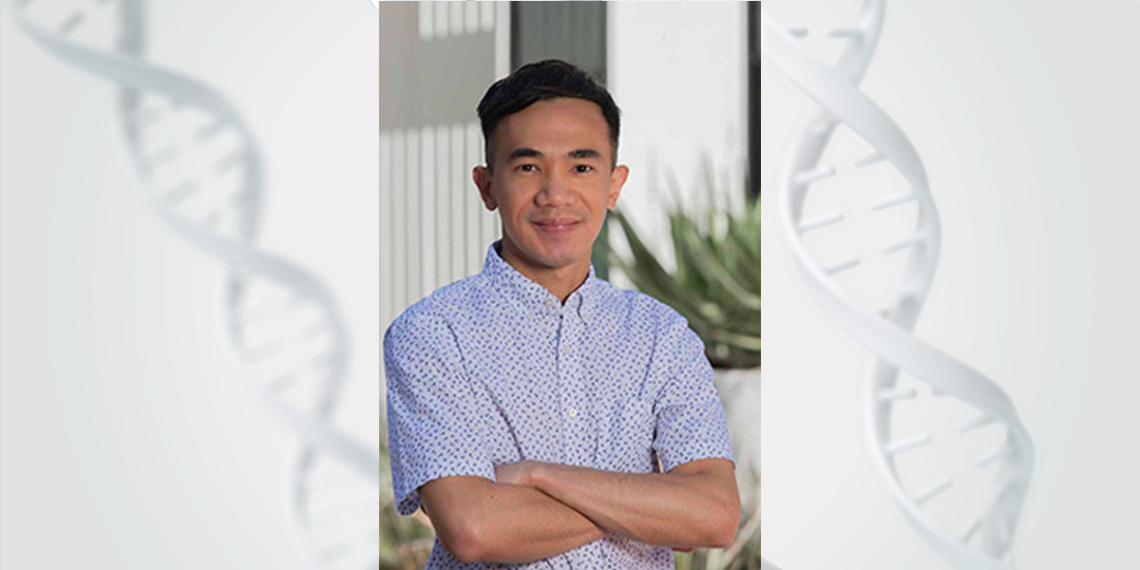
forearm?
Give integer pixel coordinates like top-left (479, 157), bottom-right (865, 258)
top-left (468, 481), bottom-right (606, 563)
top-left (529, 463), bottom-right (731, 549)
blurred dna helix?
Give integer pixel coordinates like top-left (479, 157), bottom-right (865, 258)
top-left (758, 1), bottom-right (1035, 568)
top-left (0, 0), bottom-right (381, 568)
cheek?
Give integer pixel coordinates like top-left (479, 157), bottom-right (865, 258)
top-left (497, 201), bottom-right (528, 230)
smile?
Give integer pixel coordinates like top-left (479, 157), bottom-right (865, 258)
top-left (533, 220), bottom-right (580, 233)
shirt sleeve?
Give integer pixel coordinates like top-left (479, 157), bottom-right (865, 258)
top-left (651, 315), bottom-right (737, 473)
top-left (383, 310), bottom-right (496, 516)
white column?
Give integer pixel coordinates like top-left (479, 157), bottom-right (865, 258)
top-left (607, 1), bottom-right (748, 283)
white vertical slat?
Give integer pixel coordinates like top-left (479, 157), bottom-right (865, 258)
top-left (406, 129), bottom-right (421, 304)
top-left (379, 131), bottom-right (392, 327)
top-left (420, 126), bottom-right (436, 297)
top-left (480, 1), bottom-right (496, 33)
top-left (482, 183), bottom-right (495, 255)
top-left (464, 1), bottom-right (480, 35)
top-left (486, 187), bottom-right (500, 248)
top-left (392, 130), bottom-right (407, 312)
top-left (450, 123), bottom-right (466, 279)
top-left (494, 1), bottom-right (510, 78)
top-left (465, 122), bottom-right (483, 274)
top-left (434, 1), bottom-right (449, 39)
top-left (388, 3), bottom-right (502, 306)
top-left (474, 129), bottom-right (489, 252)
top-left (475, 130), bottom-right (500, 249)
top-left (418, 2), bottom-right (433, 41)
top-left (435, 124), bottom-right (451, 285)
top-left (449, 1), bottom-right (465, 37)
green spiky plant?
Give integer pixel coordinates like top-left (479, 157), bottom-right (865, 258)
top-left (608, 158), bottom-right (762, 569)
top-left (608, 164), bottom-right (761, 370)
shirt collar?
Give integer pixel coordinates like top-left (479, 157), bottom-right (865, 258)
top-left (482, 239), bottom-right (598, 324)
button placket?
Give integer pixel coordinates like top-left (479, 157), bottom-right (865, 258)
top-left (552, 309), bottom-right (571, 462)
top-left (558, 314), bottom-right (571, 418)
top-left (560, 309), bottom-right (590, 465)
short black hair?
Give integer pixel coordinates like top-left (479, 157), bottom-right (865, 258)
top-left (476, 58), bottom-right (621, 174)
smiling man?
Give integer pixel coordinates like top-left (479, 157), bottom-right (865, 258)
top-left (383, 59), bottom-right (740, 568)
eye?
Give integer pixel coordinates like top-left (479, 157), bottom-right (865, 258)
top-left (575, 165), bottom-right (594, 173)
top-left (517, 164), bottom-right (537, 172)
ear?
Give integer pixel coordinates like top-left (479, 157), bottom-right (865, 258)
top-left (606, 165), bottom-right (630, 210)
top-left (473, 165), bottom-right (497, 211)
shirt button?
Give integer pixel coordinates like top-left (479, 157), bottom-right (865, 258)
top-left (544, 298), bottom-right (555, 307)
top-left (562, 345), bottom-right (570, 355)
top-left (567, 407), bottom-right (578, 418)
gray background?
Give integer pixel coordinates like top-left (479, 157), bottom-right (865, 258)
top-left (0, 1), bottom-right (378, 568)
top-left (761, 1), bottom-right (1139, 569)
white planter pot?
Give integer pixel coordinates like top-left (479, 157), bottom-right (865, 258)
top-left (712, 366), bottom-right (762, 524)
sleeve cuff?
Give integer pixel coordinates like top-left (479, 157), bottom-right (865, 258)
top-left (394, 463), bottom-right (497, 516)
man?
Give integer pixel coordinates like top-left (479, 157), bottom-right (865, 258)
top-left (384, 58), bottom-right (740, 568)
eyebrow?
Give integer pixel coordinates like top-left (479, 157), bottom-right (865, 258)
top-left (507, 147), bottom-right (603, 162)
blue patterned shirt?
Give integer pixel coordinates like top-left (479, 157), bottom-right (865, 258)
top-left (383, 239), bottom-right (735, 569)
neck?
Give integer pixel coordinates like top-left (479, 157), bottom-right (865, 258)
top-left (497, 239), bottom-right (591, 305)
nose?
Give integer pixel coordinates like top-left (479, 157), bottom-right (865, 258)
top-left (535, 167), bottom-right (575, 207)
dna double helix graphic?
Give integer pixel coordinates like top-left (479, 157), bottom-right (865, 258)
top-left (2, 0), bottom-right (380, 568)
top-left (758, 2), bottom-right (1034, 568)
top-left (759, 555), bottom-right (784, 570)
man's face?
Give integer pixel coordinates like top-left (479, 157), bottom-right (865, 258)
top-left (473, 97), bottom-right (629, 271)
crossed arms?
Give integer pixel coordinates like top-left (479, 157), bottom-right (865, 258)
top-left (419, 456), bottom-right (740, 564)
top-left (384, 309), bottom-right (740, 563)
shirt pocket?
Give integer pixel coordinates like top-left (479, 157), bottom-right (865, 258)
top-left (594, 397), bottom-right (656, 472)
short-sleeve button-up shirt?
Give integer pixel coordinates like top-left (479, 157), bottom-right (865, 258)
top-left (383, 239), bottom-right (735, 569)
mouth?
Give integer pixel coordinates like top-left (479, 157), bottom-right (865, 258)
top-left (532, 219), bottom-right (581, 234)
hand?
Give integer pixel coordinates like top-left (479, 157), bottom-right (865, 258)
top-left (493, 459), bottom-right (543, 487)
top-left (672, 547), bottom-right (695, 553)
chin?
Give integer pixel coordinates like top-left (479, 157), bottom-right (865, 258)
top-left (531, 247), bottom-right (582, 268)
top-left (523, 238), bottom-right (588, 268)
top-left (504, 224), bottom-right (594, 266)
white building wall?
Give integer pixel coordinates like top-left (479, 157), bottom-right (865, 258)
top-left (607, 1), bottom-right (749, 282)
